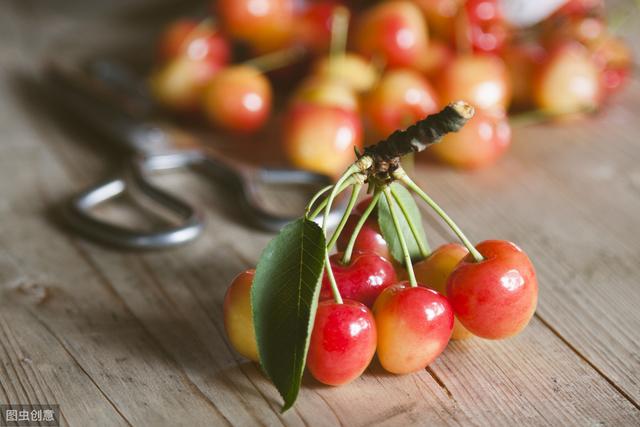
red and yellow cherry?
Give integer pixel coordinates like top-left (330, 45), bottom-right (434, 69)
top-left (292, 76), bottom-right (359, 112)
top-left (321, 252), bottom-right (397, 307)
top-left (283, 103), bottom-right (363, 177)
top-left (313, 53), bottom-right (378, 93)
top-left (157, 19), bottom-right (231, 66)
top-left (336, 197), bottom-right (391, 261)
top-left (465, 0), bottom-right (509, 54)
top-left (354, 1), bottom-right (429, 69)
top-left (295, 1), bottom-right (340, 53)
top-left (591, 35), bottom-right (632, 95)
top-left (373, 282), bottom-right (453, 374)
top-left (223, 269), bottom-right (259, 361)
top-left (447, 240), bottom-right (538, 340)
top-left (430, 108), bottom-right (511, 169)
top-left (216, 0), bottom-right (294, 52)
top-left (149, 56), bottom-right (222, 112)
top-left (307, 300), bottom-right (377, 386)
top-left (438, 54), bottom-right (511, 113)
top-left (413, 243), bottom-right (472, 340)
top-left (533, 42), bottom-right (602, 116)
top-left (412, 0), bottom-right (461, 41)
top-left (556, 0), bottom-right (603, 17)
top-left (415, 39), bottom-right (454, 79)
top-left (202, 65), bottom-right (272, 133)
top-left (364, 69), bottom-right (439, 137)
top-left (502, 42), bottom-right (547, 110)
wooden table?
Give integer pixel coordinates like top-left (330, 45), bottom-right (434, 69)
top-left (1, 1), bottom-right (639, 425)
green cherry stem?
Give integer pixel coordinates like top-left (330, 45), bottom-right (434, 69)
top-left (397, 171), bottom-right (484, 262)
top-left (323, 165), bottom-right (361, 304)
top-left (309, 176), bottom-right (359, 221)
top-left (390, 185), bottom-right (430, 259)
top-left (341, 190), bottom-right (381, 265)
top-left (383, 186), bottom-right (417, 287)
top-left (327, 182), bottom-right (363, 251)
top-left (330, 6), bottom-right (350, 58)
top-left (305, 185), bottom-right (333, 218)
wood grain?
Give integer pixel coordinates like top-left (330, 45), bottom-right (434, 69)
top-left (0, 0), bottom-right (639, 426)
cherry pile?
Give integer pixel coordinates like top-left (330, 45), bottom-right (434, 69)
top-left (149, 0), bottom-right (631, 174)
top-left (223, 103), bottom-right (538, 395)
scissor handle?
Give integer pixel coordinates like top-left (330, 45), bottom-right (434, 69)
top-left (197, 157), bottom-right (344, 232)
top-left (64, 164), bottom-right (205, 249)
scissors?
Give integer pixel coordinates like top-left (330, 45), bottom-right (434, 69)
top-left (45, 59), bottom-right (342, 249)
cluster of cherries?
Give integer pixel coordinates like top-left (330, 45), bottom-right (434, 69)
top-left (149, 0), bottom-right (631, 175)
top-left (224, 193), bottom-right (538, 385)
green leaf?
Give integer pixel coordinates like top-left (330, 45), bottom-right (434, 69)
top-left (251, 217), bottom-right (326, 411)
top-left (378, 182), bottom-right (428, 264)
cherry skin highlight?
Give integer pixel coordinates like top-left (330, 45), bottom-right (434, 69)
top-left (413, 243), bottom-right (472, 340)
top-left (223, 269), bottom-right (259, 361)
top-left (446, 240), bottom-right (538, 340)
top-left (336, 197), bottom-right (391, 261)
top-left (373, 282), bottom-right (453, 374)
top-left (307, 300), bottom-right (377, 386)
top-left (321, 252), bottom-right (397, 307)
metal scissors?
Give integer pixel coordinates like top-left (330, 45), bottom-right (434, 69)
top-left (45, 60), bottom-right (342, 249)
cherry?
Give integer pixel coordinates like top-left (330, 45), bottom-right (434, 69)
top-left (412, 0), bottom-right (460, 40)
top-left (202, 65), bottom-right (272, 133)
top-left (429, 108), bottom-right (511, 169)
top-left (336, 197), bottom-right (391, 261)
top-left (533, 42), bottom-right (602, 116)
top-left (157, 19), bottom-right (231, 66)
top-left (502, 42), bottom-right (547, 110)
top-left (354, 1), bottom-right (429, 69)
top-left (590, 34), bottom-right (632, 95)
top-left (415, 39), bottom-right (454, 79)
top-left (438, 54), bottom-right (511, 114)
top-left (446, 240), bottom-right (538, 340)
top-left (313, 53), bottom-right (378, 93)
top-left (149, 56), bottom-right (222, 112)
top-left (364, 68), bottom-right (439, 138)
top-left (295, 1), bottom-right (341, 53)
top-left (307, 300), bottom-right (377, 386)
top-left (283, 103), bottom-right (363, 177)
top-left (216, 0), bottom-right (295, 52)
top-left (292, 76), bottom-right (358, 112)
top-left (320, 252), bottom-right (397, 307)
top-left (373, 282), bottom-right (453, 374)
top-left (465, 0), bottom-right (509, 54)
top-left (223, 269), bottom-right (259, 361)
top-left (413, 243), bottom-right (472, 340)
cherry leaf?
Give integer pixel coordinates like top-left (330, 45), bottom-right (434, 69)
top-left (378, 182), bottom-right (428, 264)
top-left (251, 217), bottom-right (326, 411)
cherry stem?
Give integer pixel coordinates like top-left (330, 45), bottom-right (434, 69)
top-left (383, 186), bottom-right (417, 287)
top-left (397, 171), bottom-right (484, 263)
top-left (242, 45), bottom-right (306, 73)
top-left (390, 185), bottom-right (430, 259)
top-left (341, 190), bottom-right (381, 265)
top-left (305, 185), bottom-right (333, 218)
top-left (330, 6), bottom-right (350, 58)
top-left (323, 165), bottom-right (361, 304)
top-left (308, 177), bottom-right (358, 221)
top-left (327, 182), bottom-right (363, 251)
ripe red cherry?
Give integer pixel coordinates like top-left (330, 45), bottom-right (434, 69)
top-left (354, 1), bottom-right (429, 69)
top-left (465, 0), bottom-right (509, 54)
top-left (446, 240), bottom-right (538, 340)
top-left (336, 197), bottom-right (391, 261)
top-left (413, 243), bottom-right (472, 340)
top-left (216, 0), bottom-right (295, 52)
top-left (223, 269), bottom-right (259, 361)
top-left (373, 282), bottom-right (453, 374)
top-left (364, 69), bottom-right (439, 137)
top-left (307, 300), bottom-right (377, 386)
top-left (202, 65), bottom-right (272, 133)
top-left (321, 252), bottom-right (397, 307)
top-left (295, 1), bottom-right (340, 53)
top-left (157, 19), bottom-right (231, 66)
top-left (430, 108), bottom-right (511, 169)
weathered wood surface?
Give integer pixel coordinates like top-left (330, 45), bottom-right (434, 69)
top-left (1, 1), bottom-right (639, 426)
